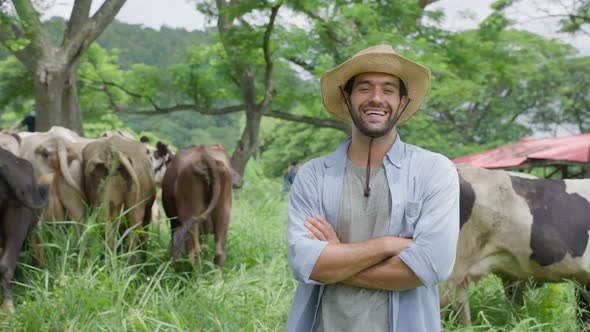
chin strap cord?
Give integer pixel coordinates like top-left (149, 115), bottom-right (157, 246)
top-left (364, 138), bottom-right (373, 197)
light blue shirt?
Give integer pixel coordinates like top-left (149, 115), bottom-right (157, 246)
top-left (286, 135), bottom-right (460, 332)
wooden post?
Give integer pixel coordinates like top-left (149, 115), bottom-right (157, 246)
top-left (585, 145), bottom-right (590, 178)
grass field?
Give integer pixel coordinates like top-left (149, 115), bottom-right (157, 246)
top-left (1, 164), bottom-right (581, 331)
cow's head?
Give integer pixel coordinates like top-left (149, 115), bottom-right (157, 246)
top-left (148, 141), bottom-right (174, 185)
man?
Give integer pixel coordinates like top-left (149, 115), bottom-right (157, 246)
top-left (286, 45), bottom-right (460, 332)
top-left (282, 160), bottom-right (300, 194)
top-left (12, 106), bottom-right (36, 132)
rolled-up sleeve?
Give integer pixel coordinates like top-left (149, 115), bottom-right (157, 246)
top-left (287, 163), bottom-right (328, 285)
top-left (398, 157), bottom-right (460, 287)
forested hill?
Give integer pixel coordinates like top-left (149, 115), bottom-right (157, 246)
top-left (97, 20), bottom-right (213, 69)
top-left (0, 17), bottom-right (212, 67)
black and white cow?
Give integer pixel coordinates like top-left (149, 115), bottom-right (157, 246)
top-left (441, 163), bottom-right (590, 328)
top-left (0, 148), bottom-right (48, 315)
top-left (146, 141), bottom-right (174, 186)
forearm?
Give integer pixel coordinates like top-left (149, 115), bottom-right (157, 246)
top-left (310, 236), bottom-right (395, 284)
top-left (342, 256), bottom-right (422, 291)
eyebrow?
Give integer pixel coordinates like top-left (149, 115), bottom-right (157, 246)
top-left (354, 79), bottom-right (399, 89)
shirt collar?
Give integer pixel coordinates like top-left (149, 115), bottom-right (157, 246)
top-left (385, 133), bottom-right (404, 169)
top-left (323, 133), bottom-right (405, 169)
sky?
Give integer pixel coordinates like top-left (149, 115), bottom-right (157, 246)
top-left (42, 0), bottom-right (590, 55)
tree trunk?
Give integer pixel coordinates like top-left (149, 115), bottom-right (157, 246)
top-left (231, 108), bottom-right (262, 177)
top-left (32, 60), bottom-right (84, 135)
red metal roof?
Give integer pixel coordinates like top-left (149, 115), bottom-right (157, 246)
top-left (452, 133), bottom-right (590, 168)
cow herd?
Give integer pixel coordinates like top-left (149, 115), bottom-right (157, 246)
top-left (0, 126), bottom-right (240, 316)
top-left (1, 126), bottom-right (590, 328)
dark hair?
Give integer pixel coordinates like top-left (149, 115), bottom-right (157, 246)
top-left (343, 75), bottom-right (407, 98)
top-left (140, 136), bottom-right (150, 143)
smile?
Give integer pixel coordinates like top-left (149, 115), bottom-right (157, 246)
top-left (364, 110), bottom-right (386, 116)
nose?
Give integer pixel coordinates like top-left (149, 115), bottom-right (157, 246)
top-left (368, 88), bottom-right (386, 104)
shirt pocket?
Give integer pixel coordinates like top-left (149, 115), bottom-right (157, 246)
top-left (399, 200), bottom-right (423, 238)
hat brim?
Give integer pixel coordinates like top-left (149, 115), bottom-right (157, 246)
top-left (320, 52), bottom-right (430, 124)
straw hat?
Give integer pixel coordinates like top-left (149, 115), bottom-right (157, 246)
top-left (320, 44), bottom-right (431, 124)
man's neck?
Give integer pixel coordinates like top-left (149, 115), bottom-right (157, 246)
top-left (347, 128), bottom-right (397, 169)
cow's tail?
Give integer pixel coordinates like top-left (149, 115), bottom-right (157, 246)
top-left (171, 151), bottom-right (222, 260)
top-left (117, 151), bottom-right (141, 206)
top-left (57, 139), bottom-right (85, 199)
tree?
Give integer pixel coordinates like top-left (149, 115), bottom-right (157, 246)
top-left (0, 0), bottom-right (126, 134)
top-left (95, 0), bottom-right (440, 176)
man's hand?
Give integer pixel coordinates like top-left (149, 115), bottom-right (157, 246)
top-left (305, 215), bottom-right (340, 243)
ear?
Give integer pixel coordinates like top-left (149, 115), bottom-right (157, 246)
top-left (400, 95), bottom-right (409, 110)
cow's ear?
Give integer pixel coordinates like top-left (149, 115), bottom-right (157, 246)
top-left (66, 147), bottom-right (78, 163)
top-left (10, 133), bottom-right (21, 145)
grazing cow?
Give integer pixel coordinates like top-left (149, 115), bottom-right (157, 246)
top-left (99, 130), bottom-right (174, 185)
top-left (82, 133), bottom-right (155, 262)
top-left (161, 144), bottom-right (235, 268)
top-left (441, 164), bottom-right (590, 328)
top-left (19, 126), bottom-right (93, 221)
top-left (0, 148), bottom-right (48, 315)
top-left (99, 129), bottom-right (136, 140)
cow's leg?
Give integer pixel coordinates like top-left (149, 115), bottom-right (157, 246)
top-left (0, 206), bottom-right (36, 316)
top-left (29, 222), bottom-right (44, 268)
top-left (576, 284), bottom-right (590, 330)
top-left (106, 201), bottom-right (118, 253)
top-left (186, 224), bottom-right (201, 268)
top-left (125, 201), bottom-right (149, 265)
top-left (445, 281), bottom-right (472, 327)
top-left (503, 279), bottom-right (526, 306)
top-left (211, 205), bottom-right (230, 268)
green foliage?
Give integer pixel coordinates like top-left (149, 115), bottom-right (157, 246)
top-left (117, 111), bottom-right (242, 151)
top-left (77, 44), bottom-right (127, 136)
top-left (442, 275), bottom-right (578, 331)
top-left (0, 56), bottom-right (32, 112)
top-left (260, 118), bottom-right (348, 177)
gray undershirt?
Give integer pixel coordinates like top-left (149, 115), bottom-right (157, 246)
top-left (313, 158), bottom-right (392, 332)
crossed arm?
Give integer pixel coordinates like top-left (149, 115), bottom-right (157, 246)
top-left (305, 215), bottom-right (422, 291)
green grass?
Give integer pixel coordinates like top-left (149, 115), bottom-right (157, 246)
top-left (2, 163), bottom-right (581, 331)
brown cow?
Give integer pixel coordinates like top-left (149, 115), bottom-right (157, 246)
top-left (82, 133), bottom-right (155, 263)
top-left (161, 145), bottom-right (235, 268)
top-left (0, 147), bottom-right (48, 315)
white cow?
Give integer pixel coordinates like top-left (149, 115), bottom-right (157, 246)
top-left (19, 126), bottom-right (94, 221)
top-left (441, 163), bottom-right (590, 329)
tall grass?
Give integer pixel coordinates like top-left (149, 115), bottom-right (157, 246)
top-left (5, 162), bottom-right (294, 331)
top-left (2, 162), bottom-right (580, 331)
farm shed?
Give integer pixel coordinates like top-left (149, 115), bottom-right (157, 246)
top-left (452, 133), bottom-right (590, 179)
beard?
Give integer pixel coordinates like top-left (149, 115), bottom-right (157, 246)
top-left (348, 101), bottom-right (401, 139)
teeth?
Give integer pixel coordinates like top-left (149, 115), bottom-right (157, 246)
top-left (365, 111), bottom-right (385, 116)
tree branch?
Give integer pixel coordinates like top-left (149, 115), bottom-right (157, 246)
top-left (417, 0), bottom-right (439, 9)
top-left (262, 109), bottom-right (351, 134)
top-left (84, 76), bottom-right (246, 116)
top-left (62, 0), bottom-right (126, 62)
top-left (114, 104), bottom-right (245, 116)
top-left (11, 0), bottom-right (47, 44)
top-left (64, 0), bottom-right (92, 45)
top-left (259, 4), bottom-right (280, 109)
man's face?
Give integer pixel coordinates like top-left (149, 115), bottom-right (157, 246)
top-left (345, 72), bottom-right (407, 138)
